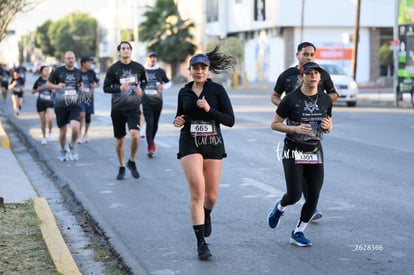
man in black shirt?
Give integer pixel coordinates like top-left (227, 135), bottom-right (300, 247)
top-left (103, 41), bottom-right (147, 180)
top-left (271, 42), bottom-right (338, 105)
top-left (47, 51), bottom-right (82, 162)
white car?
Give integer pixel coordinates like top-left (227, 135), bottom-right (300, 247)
top-left (317, 61), bottom-right (359, 107)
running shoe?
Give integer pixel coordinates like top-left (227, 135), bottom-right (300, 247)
top-left (59, 150), bottom-right (68, 162)
top-left (116, 167), bottom-right (126, 180)
top-left (41, 138), bottom-right (47, 145)
top-left (48, 132), bottom-right (54, 141)
top-left (268, 200), bottom-right (284, 228)
top-left (290, 231), bottom-right (312, 247)
top-left (147, 141), bottom-right (155, 158)
top-left (82, 135), bottom-right (90, 144)
top-left (127, 160), bottom-right (140, 179)
top-left (68, 144), bottom-right (78, 161)
top-left (310, 209), bottom-right (323, 222)
top-left (197, 242), bottom-right (212, 260)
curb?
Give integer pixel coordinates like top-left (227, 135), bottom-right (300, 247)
top-left (0, 120), bottom-right (10, 148)
top-left (33, 197), bottom-right (81, 275)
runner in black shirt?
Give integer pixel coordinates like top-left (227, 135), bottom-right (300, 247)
top-left (47, 51), bottom-right (82, 161)
top-left (173, 46), bottom-right (236, 260)
top-left (268, 62), bottom-right (333, 247)
top-left (271, 41), bottom-right (338, 222)
top-left (32, 65), bottom-right (55, 145)
top-left (103, 41), bottom-right (147, 180)
top-left (9, 69), bottom-right (25, 115)
top-left (79, 56), bottom-right (100, 144)
top-left (143, 51), bottom-right (171, 158)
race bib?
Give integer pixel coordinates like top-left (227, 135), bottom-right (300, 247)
top-left (294, 150), bottom-right (322, 164)
top-left (39, 94), bottom-right (51, 101)
top-left (190, 120), bottom-right (217, 136)
top-left (120, 75), bottom-right (137, 84)
top-left (64, 89), bottom-right (78, 103)
top-left (145, 89), bottom-right (158, 95)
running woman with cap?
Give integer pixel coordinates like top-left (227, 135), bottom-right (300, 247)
top-left (31, 65), bottom-right (55, 145)
top-left (268, 61), bottom-right (333, 247)
top-left (173, 45), bottom-right (236, 260)
top-left (270, 41), bottom-right (338, 222)
top-left (143, 51), bottom-right (171, 158)
top-left (103, 41), bottom-right (147, 180)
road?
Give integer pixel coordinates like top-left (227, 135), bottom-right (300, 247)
top-left (2, 73), bottom-right (414, 274)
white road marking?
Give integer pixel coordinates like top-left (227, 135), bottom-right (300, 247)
top-left (241, 178), bottom-right (285, 198)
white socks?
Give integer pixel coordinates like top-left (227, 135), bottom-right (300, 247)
top-left (293, 220), bottom-right (308, 234)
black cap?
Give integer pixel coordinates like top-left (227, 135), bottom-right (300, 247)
top-left (300, 62), bottom-right (322, 74)
top-left (189, 54), bottom-right (210, 66)
top-left (147, 51), bottom-right (157, 57)
top-left (80, 56), bottom-right (93, 64)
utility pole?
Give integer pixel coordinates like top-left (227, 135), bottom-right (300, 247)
top-left (394, 0), bottom-right (400, 106)
top-left (300, 0), bottom-right (305, 41)
top-left (351, 0), bottom-right (361, 81)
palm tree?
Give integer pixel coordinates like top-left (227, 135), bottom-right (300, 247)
top-left (139, 0), bottom-right (197, 81)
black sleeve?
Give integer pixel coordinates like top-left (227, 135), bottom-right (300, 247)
top-left (103, 66), bottom-right (121, 94)
top-left (321, 70), bottom-right (338, 95)
top-left (32, 78), bottom-right (40, 90)
top-left (275, 94), bottom-right (291, 119)
top-left (161, 69), bottom-right (170, 83)
top-left (208, 85), bottom-right (235, 127)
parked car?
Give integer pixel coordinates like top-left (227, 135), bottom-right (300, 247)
top-left (317, 60), bottom-right (359, 107)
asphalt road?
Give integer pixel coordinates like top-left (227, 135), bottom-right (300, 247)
top-left (3, 73), bottom-right (414, 274)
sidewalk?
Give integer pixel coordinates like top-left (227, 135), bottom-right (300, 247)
top-left (0, 117), bottom-right (81, 275)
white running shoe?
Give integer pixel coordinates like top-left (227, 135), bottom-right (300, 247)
top-left (59, 150), bottom-right (68, 162)
top-left (48, 132), bottom-right (54, 141)
top-left (82, 135), bottom-right (89, 143)
top-left (68, 144), bottom-right (79, 161)
top-left (41, 138), bottom-right (47, 145)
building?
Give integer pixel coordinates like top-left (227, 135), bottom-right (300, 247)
top-left (188, 0), bottom-right (396, 84)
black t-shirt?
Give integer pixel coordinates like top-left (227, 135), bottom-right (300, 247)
top-left (33, 77), bottom-right (53, 102)
top-left (10, 77), bottom-right (25, 92)
top-left (80, 69), bottom-right (99, 104)
top-left (143, 67), bottom-right (170, 104)
top-left (48, 66), bottom-right (82, 107)
top-left (276, 87), bottom-right (332, 144)
top-left (103, 61), bottom-right (147, 111)
top-left (273, 66), bottom-right (338, 96)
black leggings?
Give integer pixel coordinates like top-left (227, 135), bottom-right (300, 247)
top-left (143, 100), bottom-right (162, 148)
top-left (280, 145), bottom-right (324, 223)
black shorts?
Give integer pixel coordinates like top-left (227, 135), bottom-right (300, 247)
top-left (177, 133), bottom-right (227, 160)
top-left (55, 105), bottom-right (81, 128)
top-left (111, 108), bottom-right (141, 138)
top-left (36, 99), bottom-right (54, 113)
top-left (12, 90), bottom-right (24, 98)
top-left (1, 81), bottom-right (8, 89)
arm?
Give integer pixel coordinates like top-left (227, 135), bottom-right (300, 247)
top-left (103, 68), bottom-right (121, 94)
top-left (271, 90), bottom-right (282, 106)
top-left (197, 85), bottom-right (235, 127)
top-left (271, 113), bottom-right (311, 135)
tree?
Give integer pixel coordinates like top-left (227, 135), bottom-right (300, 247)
top-left (46, 12), bottom-right (97, 60)
top-left (139, 0), bottom-right (197, 81)
top-left (0, 0), bottom-right (41, 41)
top-left (34, 20), bottom-right (54, 56)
